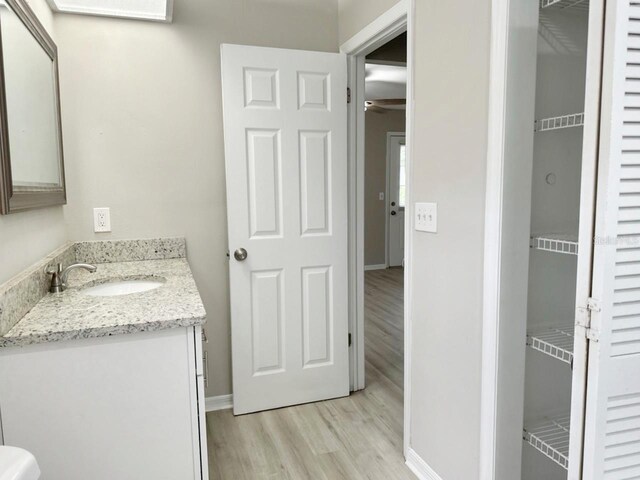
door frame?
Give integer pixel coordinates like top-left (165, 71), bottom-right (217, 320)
top-left (480, 0), bottom-right (542, 476)
top-left (386, 132), bottom-right (407, 268)
top-left (479, 0), bottom-right (512, 476)
top-left (339, 0), bottom-right (412, 457)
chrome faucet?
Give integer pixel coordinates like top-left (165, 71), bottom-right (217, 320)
top-left (46, 263), bottom-right (97, 293)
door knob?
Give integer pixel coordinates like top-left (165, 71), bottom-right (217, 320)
top-left (391, 211), bottom-right (397, 216)
top-left (234, 248), bottom-right (248, 261)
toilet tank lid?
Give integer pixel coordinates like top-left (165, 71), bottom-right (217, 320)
top-left (0, 446), bottom-right (40, 480)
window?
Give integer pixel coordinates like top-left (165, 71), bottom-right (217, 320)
top-left (398, 143), bottom-right (406, 208)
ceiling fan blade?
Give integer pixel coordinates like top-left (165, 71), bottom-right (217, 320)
top-left (369, 98), bottom-right (406, 107)
top-left (366, 105), bottom-right (386, 113)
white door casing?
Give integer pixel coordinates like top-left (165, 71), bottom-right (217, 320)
top-left (221, 44), bottom-right (350, 415)
top-left (581, 0), bottom-right (640, 477)
top-left (387, 133), bottom-right (406, 267)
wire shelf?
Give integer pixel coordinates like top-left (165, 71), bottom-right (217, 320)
top-left (527, 325), bottom-right (574, 364)
top-left (524, 416), bottom-right (571, 470)
top-left (531, 234), bottom-right (579, 255)
top-left (541, 0), bottom-right (589, 10)
top-left (535, 113), bottom-right (584, 132)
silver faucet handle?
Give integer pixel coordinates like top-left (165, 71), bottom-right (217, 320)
top-left (46, 263), bottom-right (63, 275)
top-left (45, 263), bottom-right (97, 293)
top-left (46, 263), bottom-right (64, 293)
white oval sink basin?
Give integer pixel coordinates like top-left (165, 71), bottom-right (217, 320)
top-left (82, 279), bottom-right (165, 297)
top-left (0, 446), bottom-right (40, 480)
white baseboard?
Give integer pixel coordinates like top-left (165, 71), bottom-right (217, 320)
top-left (205, 394), bottom-right (233, 412)
top-left (364, 264), bottom-right (387, 271)
top-left (406, 448), bottom-right (443, 480)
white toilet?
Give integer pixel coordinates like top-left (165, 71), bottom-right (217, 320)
top-left (0, 447), bottom-right (40, 480)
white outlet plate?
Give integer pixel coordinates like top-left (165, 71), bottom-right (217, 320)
top-left (93, 207), bottom-right (111, 233)
top-left (415, 202), bottom-right (437, 233)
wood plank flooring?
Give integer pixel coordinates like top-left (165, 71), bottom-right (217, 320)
top-left (207, 267), bottom-right (413, 480)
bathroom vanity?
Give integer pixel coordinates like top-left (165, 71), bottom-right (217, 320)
top-left (0, 240), bottom-right (208, 480)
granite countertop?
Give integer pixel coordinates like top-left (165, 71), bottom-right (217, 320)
top-left (0, 258), bottom-right (206, 348)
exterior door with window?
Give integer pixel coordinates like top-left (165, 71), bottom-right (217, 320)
top-left (388, 133), bottom-right (406, 267)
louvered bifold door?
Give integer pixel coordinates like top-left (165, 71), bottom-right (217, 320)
top-left (581, 0), bottom-right (640, 478)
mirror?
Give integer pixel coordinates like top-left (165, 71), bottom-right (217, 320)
top-left (0, 0), bottom-right (65, 214)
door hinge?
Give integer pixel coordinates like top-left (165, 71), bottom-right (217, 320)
top-left (587, 297), bottom-right (601, 313)
top-left (348, 333), bottom-right (352, 347)
top-left (347, 87), bottom-right (351, 104)
top-left (577, 297), bottom-right (601, 342)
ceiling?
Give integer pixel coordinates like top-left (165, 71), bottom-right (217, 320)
top-left (366, 32), bottom-right (407, 63)
top-left (364, 63), bottom-right (407, 108)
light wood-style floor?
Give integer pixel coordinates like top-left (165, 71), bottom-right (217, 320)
top-left (207, 267), bottom-right (413, 480)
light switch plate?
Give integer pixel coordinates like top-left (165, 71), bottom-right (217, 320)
top-left (415, 202), bottom-right (437, 233)
top-left (93, 207), bottom-right (111, 233)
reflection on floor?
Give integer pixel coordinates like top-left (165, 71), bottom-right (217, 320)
top-left (207, 267), bottom-right (412, 479)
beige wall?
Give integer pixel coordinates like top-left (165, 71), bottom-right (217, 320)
top-left (54, 0), bottom-right (339, 397)
top-left (338, 0), bottom-right (403, 45)
top-left (364, 110), bottom-right (405, 266)
top-left (408, 1), bottom-right (490, 478)
top-left (0, 0), bottom-right (67, 285)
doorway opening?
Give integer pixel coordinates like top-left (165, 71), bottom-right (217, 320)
top-left (341, 0), bottom-right (411, 460)
top-left (361, 28), bottom-right (408, 462)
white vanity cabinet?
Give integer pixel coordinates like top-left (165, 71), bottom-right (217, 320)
top-left (0, 326), bottom-right (209, 480)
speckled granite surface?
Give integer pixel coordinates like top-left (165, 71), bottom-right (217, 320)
top-left (0, 258), bottom-right (206, 348)
top-left (75, 237), bottom-right (186, 264)
top-left (0, 243), bottom-right (75, 337)
top-left (0, 237), bottom-right (205, 348)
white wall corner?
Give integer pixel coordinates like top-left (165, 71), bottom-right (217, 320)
top-left (406, 448), bottom-right (444, 480)
top-left (205, 394), bottom-right (233, 412)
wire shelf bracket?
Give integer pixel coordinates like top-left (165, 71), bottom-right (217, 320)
top-left (535, 113), bottom-right (585, 132)
top-left (527, 325), bottom-right (575, 364)
top-left (531, 234), bottom-right (579, 255)
top-left (523, 416), bottom-right (571, 470)
top-left (540, 0), bottom-right (589, 10)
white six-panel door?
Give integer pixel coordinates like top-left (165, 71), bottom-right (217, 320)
top-left (580, 0), bottom-right (640, 477)
top-left (221, 44), bottom-right (349, 415)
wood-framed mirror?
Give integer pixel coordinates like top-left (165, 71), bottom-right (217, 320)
top-left (0, 0), bottom-right (65, 214)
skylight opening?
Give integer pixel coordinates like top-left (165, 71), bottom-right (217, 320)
top-left (46, 0), bottom-right (173, 22)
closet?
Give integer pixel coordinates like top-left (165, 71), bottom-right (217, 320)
top-left (522, 1), bottom-right (590, 479)
top-left (513, 0), bottom-right (640, 478)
